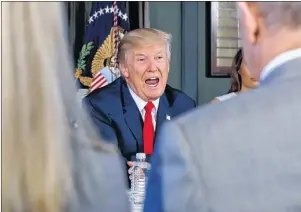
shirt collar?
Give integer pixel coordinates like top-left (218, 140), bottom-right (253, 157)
top-left (260, 48), bottom-right (301, 81)
top-left (128, 85), bottom-right (160, 113)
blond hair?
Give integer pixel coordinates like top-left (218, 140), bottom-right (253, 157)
top-left (2, 2), bottom-right (114, 212)
top-left (117, 28), bottom-right (172, 64)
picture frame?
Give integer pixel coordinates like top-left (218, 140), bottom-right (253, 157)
top-left (206, 2), bottom-right (240, 78)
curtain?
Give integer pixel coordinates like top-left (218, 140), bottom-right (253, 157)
top-left (66, 2), bottom-right (92, 67)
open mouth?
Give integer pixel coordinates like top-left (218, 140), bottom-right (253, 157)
top-left (145, 77), bottom-right (159, 87)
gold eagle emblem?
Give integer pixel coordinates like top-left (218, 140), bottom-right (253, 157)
top-left (75, 26), bottom-right (125, 87)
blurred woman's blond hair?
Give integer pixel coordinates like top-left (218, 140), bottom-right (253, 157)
top-left (2, 2), bottom-right (116, 212)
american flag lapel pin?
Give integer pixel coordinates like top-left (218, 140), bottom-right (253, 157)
top-left (166, 115), bottom-right (171, 120)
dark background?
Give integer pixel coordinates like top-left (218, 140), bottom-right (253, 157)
top-left (65, 2), bottom-right (141, 67)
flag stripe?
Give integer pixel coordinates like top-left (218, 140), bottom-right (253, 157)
top-left (90, 79), bottom-right (108, 92)
top-left (92, 71), bottom-right (102, 79)
top-left (94, 80), bottom-right (108, 90)
top-left (90, 73), bottom-right (108, 91)
top-left (91, 74), bottom-right (106, 87)
top-left (91, 77), bottom-right (106, 88)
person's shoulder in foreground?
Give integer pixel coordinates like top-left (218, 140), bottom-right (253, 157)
top-left (67, 140), bottom-right (131, 212)
top-left (144, 78), bottom-right (301, 212)
top-left (143, 89), bottom-right (261, 212)
top-left (144, 0), bottom-right (301, 209)
top-left (2, 2), bottom-right (131, 212)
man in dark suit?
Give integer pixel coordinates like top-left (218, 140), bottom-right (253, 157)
top-left (83, 28), bottom-right (196, 180)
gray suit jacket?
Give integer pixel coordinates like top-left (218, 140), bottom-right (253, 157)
top-left (66, 140), bottom-right (131, 212)
top-left (144, 58), bottom-right (301, 212)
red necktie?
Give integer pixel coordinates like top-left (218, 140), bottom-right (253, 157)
top-left (143, 102), bottom-right (154, 154)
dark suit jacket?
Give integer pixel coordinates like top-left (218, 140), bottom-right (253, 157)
top-left (83, 77), bottom-right (196, 174)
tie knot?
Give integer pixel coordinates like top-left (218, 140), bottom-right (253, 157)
top-left (145, 102), bottom-right (154, 113)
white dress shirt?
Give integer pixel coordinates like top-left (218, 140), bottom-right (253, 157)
top-left (260, 48), bottom-right (301, 81)
top-left (215, 92), bottom-right (237, 102)
top-left (128, 86), bottom-right (160, 130)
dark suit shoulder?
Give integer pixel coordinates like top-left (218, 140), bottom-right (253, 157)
top-left (165, 84), bottom-right (196, 108)
top-left (83, 78), bottom-right (122, 113)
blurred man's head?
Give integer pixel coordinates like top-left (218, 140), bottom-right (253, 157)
top-left (237, 2), bottom-right (301, 79)
top-left (117, 28), bottom-right (171, 102)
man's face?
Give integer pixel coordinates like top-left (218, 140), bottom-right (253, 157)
top-left (120, 43), bottom-right (170, 102)
top-left (237, 2), bottom-right (262, 79)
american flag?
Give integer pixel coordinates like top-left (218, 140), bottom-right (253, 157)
top-left (90, 71), bottom-right (109, 92)
top-left (77, 1), bottom-right (129, 92)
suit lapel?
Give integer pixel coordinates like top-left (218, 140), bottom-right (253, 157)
top-left (121, 80), bottom-right (144, 149)
top-left (155, 93), bottom-right (172, 139)
top-left (121, 78), bottom-right (173, 150)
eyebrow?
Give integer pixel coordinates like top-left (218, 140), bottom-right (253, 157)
top-left (135, 54), bottom-right (146, 57)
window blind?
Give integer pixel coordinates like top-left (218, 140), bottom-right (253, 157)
top-left (210, 2), bottom-right (240, 76)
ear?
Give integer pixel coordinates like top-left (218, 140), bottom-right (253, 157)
top-left (237, 2), bottom-right (259, 45)
top-left (119, 63), bottom-right (129, 78)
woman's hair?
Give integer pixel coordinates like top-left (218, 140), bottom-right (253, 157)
top-left (3, 2), bottom-right (115, 212)
top-left (228, 48), bottom-right (243, 93)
